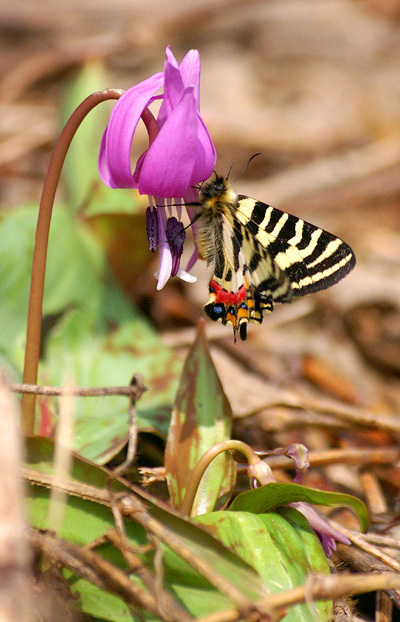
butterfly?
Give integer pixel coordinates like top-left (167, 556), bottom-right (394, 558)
top-left (193, 174), bottom-right (356, 341)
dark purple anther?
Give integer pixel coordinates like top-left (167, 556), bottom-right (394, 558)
top-left (166, 217), bottom-right (186, 277)
top-left (146, 207), bottom-right (159, 252)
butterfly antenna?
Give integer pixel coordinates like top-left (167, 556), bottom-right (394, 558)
top-left (182, 212), bottom-right (202, 232)
top-left (233, 152), bottom-right (262, 183)
top-left (226, 160), bottom-right (235, 181)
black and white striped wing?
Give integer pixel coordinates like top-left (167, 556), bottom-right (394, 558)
top-left (233, 195), bottom-right (356, 298)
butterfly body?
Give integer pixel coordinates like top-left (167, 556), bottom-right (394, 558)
top-left (195, 176), bottom-right (355, 341)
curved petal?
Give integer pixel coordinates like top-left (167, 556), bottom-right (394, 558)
top-left (138, 88), bottom-right (198, 198)
top-left (159, 47), bottom-right (201, 125)
top-left (179, 49), bottom-right (200, 108)
top-left (156, 205), bottom-right (173, 290)
top-left (165, 46), bottom-right (179, 69)
top-left (291, 502), bottom-right (351, 555)
top-left (184, 193), bottom-right (200, 271)
top-left (158, 61), bottom-right (185, 127)
top-left (98, 72), bottom-right (164, 189)
top-left (177, 268), bottom-right (197, 283)
top-left (189, 113), bottom-right (217, 184)
top-left (185, 245), bottom-right (199, 272)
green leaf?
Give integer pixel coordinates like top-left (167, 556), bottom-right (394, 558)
top-left (195, 509), bottom-right (332, 622)
top-left (230, 482), bottom-right (370, 532)
top-left (62, 574), bottom-right (137, 622)
top-left (0, 205), bottom-right (105, 371)
top-left (26, 440), bottom-right (147, 621)
top-left (42, 307), bottom-right (182, 462)
top-left (0, 204), bottom-right (181, 459)
top-left (26, 437), bottom-right (272, 621)
top-left (165, 322), bottom-right (235, 515)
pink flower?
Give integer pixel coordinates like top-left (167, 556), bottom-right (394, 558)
top-left (249, 446), bottom-right (351, 556)
top-left (99, 47), bottom-right (216, 288)
top-left (290, 503), bottom-right (350, 556)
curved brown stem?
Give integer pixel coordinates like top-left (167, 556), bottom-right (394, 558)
top-left (21, 88), bottom-right (124, 435)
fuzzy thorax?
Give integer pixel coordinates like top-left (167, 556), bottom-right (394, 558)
top-left (198, 177), bottom-right (238, 213)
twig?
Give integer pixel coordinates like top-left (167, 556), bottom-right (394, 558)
top-left (112, 375), bottom-right (147, 476)
top-left (263, 447), bottom-right (400, 470)
top-left (140, 446), bottom-right (398, 485)
top-left (335, 544), bottom-right (400, 609)
top-left (264, 395), bottom-right (400, 434)
top-left (376, 591), bottom-right (393, 622)
top-left (107, 527), bottom-right (190, 621)
top-left (24, 469), bottom-right (259, 616)
top-left (360, 534), bottom-right (400, 551)
top-left (28, 529), bottom-right (191, 622)
top-left (196, 573), bottom-right (400, 622)
top-left (11, 382), bottom-right (145, 398)
top-left (330, 521), bottom-right (400, 573)
top-left (106, 529), bottom-right (155, 590)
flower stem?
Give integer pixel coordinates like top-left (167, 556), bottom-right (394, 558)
top-left (21, 89), bottom-right (124, 436)
top-left (180, 440), bottom-right (260, 517)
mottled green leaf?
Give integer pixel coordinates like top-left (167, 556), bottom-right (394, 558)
top-left (230, 482), bottom-right (369, 532)
top-left (26, 438), bottom-right (271, 621)
top-left (195, 508), bottom-right (332, 622)
top-left (165, 322), bottom-right (235, 515)
top-left (42, 307), bottom-right (181, 462)
top-left (0, 204), bottom-right (181, 460)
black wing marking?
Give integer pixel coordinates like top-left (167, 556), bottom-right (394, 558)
top-left (233, 196), bottom-right (356, 297)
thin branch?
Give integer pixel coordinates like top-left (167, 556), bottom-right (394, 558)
top-left (24, 469), bottom-right (259, 616)
top-left (196, 573), bottom-right (400, 622)
top-left (11, 382), bottom-right (145, 398)
top-left (335, 544), bottom-right (400, 609)
top-left (360, 533), bottom-right (400, 551)
top-left (112, 375), bottom-right (147, 476)
top-left (263, 446), bottom-right (400, 470)
top-left (330, 521), bottom-right (400, 573)
top-left (28, 529), bottom-right (192, 622)
top-left (108, 527), bottom-right (192, 622)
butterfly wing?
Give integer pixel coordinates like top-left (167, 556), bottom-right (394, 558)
top-left (204, 195), bottom-right (355, 341)
top-left (234, 196), bottom-right (356, 297)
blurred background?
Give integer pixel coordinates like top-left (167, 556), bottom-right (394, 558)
top-left (1, 0), bottom-right (400, 474)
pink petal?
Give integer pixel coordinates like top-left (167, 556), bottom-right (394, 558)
top-left (165, 46), bottom-right (179, 68)
top-left (189, 113), bottom-right (217, 184)
top-left (291, 502), bottom-right (351, 555)
top-left (156, 205), bottom-right (172, 290)
top-left (179, 49), bottom-right (200, 108)
top-left (98, 72), bottom-right (164, 189)
top-left (185, 245), bottom-right (199, 272)
top-left (138, 88), bottom-right (198, 198)
top-left (158, 61), bottom-right (185, 127)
